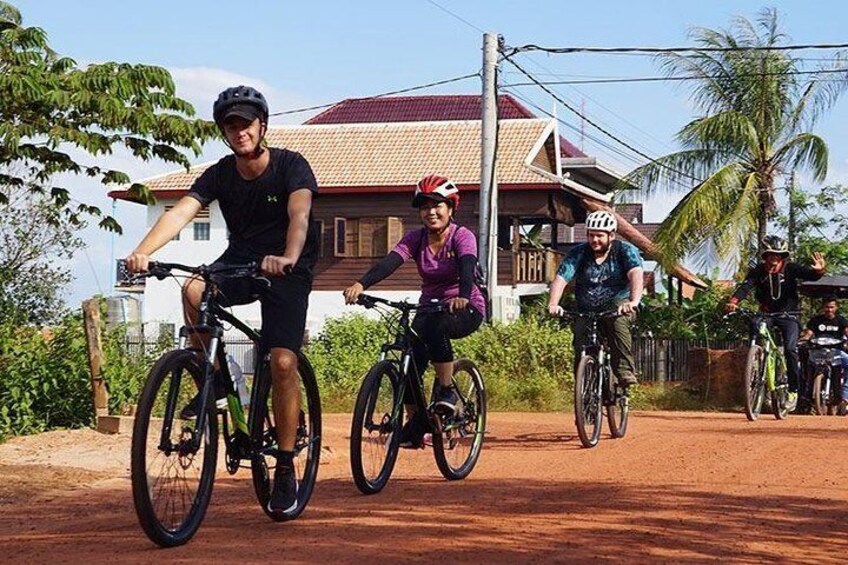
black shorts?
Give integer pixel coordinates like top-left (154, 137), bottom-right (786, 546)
top-left (210, 252), bottom-right (312, 352)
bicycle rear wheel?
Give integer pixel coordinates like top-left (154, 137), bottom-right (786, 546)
top-left (251, 353), bottom-right (322, 521)
top-left (350, 360), bottom-right (402, 494)
top-left (606, 383), bottom-right (629, 439)
top-left (131, 350), bottom-right (218, 547)
top-left (743, 345), bottom-right (766, 421)
top-left (432, 359), bottom-right (487, 481)
top-left (574, 354), bottom-right (603, 448)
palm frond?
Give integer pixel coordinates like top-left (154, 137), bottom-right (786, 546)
top-left (772, 133), bottom-right (829, 182)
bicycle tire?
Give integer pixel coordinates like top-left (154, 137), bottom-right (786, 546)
top-left (811, 373), bottom-right (828, 416)
top-left (771, 353), bottom-right (789, 420)
top-left (251, 352), bottom-right (322, 521)
top-left (131, 350), bottom-right (218, 547)
top-left (743, 345), bottom-right (766, 421)
top-left (606, 383), bottom-right (629, 439)
top-left (432, 359), bottom-right (487, 481)
top-left (574, 354), bottom-right (603, 448)
top-left (350, 360), bottom-right (402, 494)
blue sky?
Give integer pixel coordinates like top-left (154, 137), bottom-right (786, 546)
top-left (12, 0), bottom-right (848, 304)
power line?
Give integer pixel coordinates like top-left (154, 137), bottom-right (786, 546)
top-left (424, 0), bottom-right (486, 34)
top-left (269, 72), bottom-right (480, 117)
top-left (501, 67), bottom-right (848, 87)
top-left (505, 42), bottom-right (848, 57)
top-left (502, 55), bottom-right (705, 185)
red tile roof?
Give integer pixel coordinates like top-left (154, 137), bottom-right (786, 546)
top-left (304, 94), bottom-right (586, 158)
top-left (305, 94), bottom-right (535, 124)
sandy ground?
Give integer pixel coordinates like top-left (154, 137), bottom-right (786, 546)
top-left (1, 411), bottom-right (846, 564)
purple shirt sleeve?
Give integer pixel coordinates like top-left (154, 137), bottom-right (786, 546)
top-left (453, 226), bottom-right (478, 258)
top-left (392, 228), bottom-right (423, 262)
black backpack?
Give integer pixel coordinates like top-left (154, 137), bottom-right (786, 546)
top-left (415, 226), bottom-right (489, 319)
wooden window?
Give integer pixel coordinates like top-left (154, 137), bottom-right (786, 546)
top-left (334, 216), bottom-right (403, 257)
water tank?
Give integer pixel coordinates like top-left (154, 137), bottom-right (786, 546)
top-left (104, 295), bottom-right (141, 337)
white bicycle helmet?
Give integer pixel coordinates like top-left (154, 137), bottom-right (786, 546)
top-left (585, 210), bottom-right (617, 233)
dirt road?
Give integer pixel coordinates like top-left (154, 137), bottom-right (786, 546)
top-left (1, 411), bottom-right (846, 563)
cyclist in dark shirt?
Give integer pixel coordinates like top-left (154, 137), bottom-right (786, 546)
top-left (725, 235), bottom-right (826, 412)
top-left (126, 85), bottom-right (318, 516)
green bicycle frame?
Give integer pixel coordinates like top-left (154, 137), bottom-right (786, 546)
top-left (756, 320), bottom-right (786, 392)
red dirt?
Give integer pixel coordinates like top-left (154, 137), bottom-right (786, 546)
top-left (1, 411), bottom-right (846, 564)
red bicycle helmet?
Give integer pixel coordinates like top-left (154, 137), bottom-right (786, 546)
top-left (412, 175), bottom-right (460, 209)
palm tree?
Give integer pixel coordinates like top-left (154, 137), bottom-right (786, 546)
top-left (628, 8), bottom-right (847, 273)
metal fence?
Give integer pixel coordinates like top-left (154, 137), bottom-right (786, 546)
top-left (124, 338), bottom-right (258, 374)
top-left (633, 337), bottom-right (746, 382)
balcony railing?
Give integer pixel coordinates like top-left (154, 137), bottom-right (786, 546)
top-left (512, 248), bottom-right (565, 284)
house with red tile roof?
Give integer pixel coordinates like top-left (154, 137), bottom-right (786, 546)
top-left (111, 94), bottom-right (697, 337)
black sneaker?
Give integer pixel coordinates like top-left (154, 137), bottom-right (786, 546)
top-left (180, 371), bottom-right (228, 419)
top-left (617, 372), bottom-right (638, 387)
top-left (433, 384), bottom-right (460, 414)
top-left (268, 466), bottom-right (298, 515)
top-left (398, 418), bottom-right (425, 449)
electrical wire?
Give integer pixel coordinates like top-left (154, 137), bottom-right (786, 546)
top-left (505, 42), bottom-right (848, 57)
top-left (268, 72), bottom-right (481, 117)
top-left (501, 68), bottom-right (848, 87)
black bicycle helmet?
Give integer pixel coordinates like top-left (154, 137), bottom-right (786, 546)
top-left (213, 85), bottom-right (269, 126)
top-left (761, 235), bottom-right (790, 257)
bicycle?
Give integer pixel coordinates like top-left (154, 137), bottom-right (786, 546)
top-left (801, 336), bottom-right (846, 416)
top-left (729, 309), bottom-right (794, 421)
top-left (129, 261), bottom-right (321, 547)
top-left (349, 294), bottom-right (486, 494)
top-left (560, 309), bottom-right (630, 448)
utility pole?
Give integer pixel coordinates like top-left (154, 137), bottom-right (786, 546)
top-left (479, 32), bottom-right (499, 306)
top-left (787, 171), bottom-right (797, 253)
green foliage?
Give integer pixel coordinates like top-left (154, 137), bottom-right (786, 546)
top-left (0, 2), bottom-right (219, 229)
top-left (0, 313), bottom-right (92, 439)
top-left (776, 184), bottom-right (848, 275)
top-left (633, 279), bottom-right (746, 341)
top-left (304, 314), bottom-right (388, 411)
top-left (626, 8), bottom-right (848, 273)
top-left (455, 316), bottom-right (574, 410)
top-left (101, 325), bottom-right (170, 416)
top-left (0, 187), bottom-right (84, 324)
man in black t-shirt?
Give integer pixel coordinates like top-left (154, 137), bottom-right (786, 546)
top-left (801, 298), bottom-right (848, 413)
top-left (126, 85), bottom-right (317, 516)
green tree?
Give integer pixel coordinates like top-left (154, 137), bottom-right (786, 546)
top-left (776, 183), bottom-right (848, 274)
top-left (0, 184), bottom-right (84, 324)
top-left (628, 8), bottom-right (847, 273)
top-left (0, 1), bottom-right (218, 232)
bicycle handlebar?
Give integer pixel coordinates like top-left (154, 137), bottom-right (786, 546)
top-left (725, 309), bottom-right (800, 320)
top-left (356, 293), bottom-right (447, 314)
top-left (555, 308), bottom-right (623, 320)
top-left (133, 260), bottom-right (265, 284)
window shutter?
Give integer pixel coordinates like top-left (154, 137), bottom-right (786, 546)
top-left (387, 217), bottom-right (404, 249)
top-left (358, 218), bottom-right (375, 257)
top-left (334, 217), bottom-right (347, 257)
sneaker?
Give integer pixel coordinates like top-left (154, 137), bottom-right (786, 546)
top-left (267, 466), bottom-right (298, 515)
top-left (786, 392), bottom-right (798, 412)
top-left (617, 371), bottom-right (638, 387)
top-left (839, 400), bottom-right (848, 416)
top-left (180, 371), bottom-right (228, 419)
top-left (398, 418), bottom-right (425, 449)
top-left (433, 384), bottom-right (460, 414)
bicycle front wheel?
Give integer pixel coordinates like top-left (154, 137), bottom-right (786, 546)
top-left (131, 350), bottom-right (218, 547)
top-left (350, 360), bottom-right (402, 494)
top-left (743, 345), bottom-right (766, 421)
top-left (812, 372), bottom-right (828, 415)
top-left (251, 353), bottom-right (322, 521)
top-left (771, 353), bottom-right (789, 420)
top-left (574, 354), bottom-right (603, 448)
top-left (432, 359), bottom-right (487, 481)
top-left (606, 383), bottom-right (629, 439)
